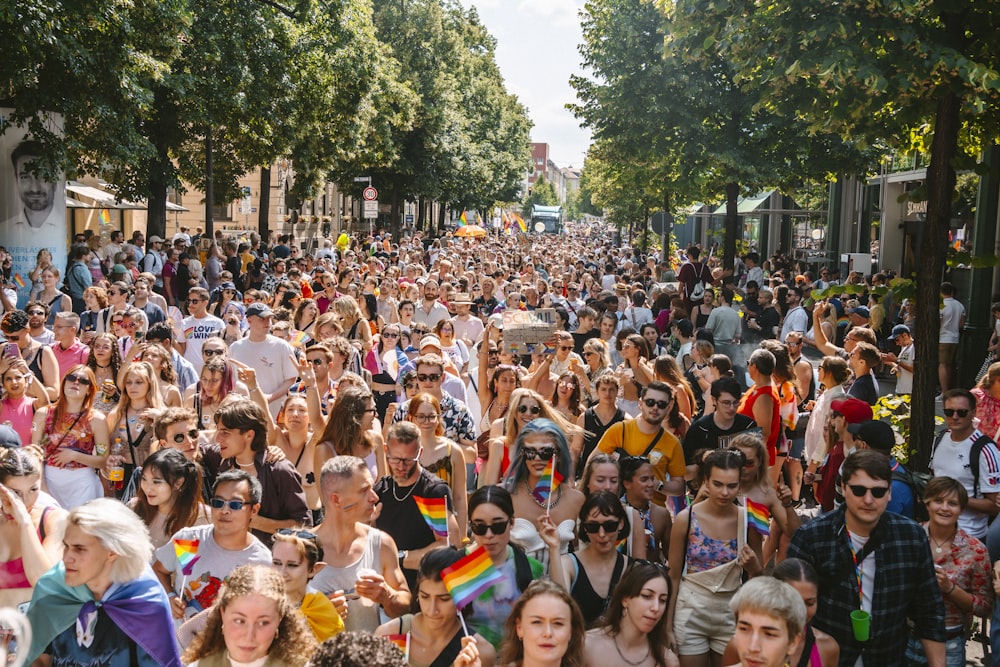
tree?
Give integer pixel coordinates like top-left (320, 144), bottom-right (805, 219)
top-left (715, 0), bottom-right (1000, 463)
top-left (522, 174), bottom-right (559, 213)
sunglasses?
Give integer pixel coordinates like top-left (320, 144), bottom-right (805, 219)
top-left (66, 374), bottom-right (92, 386)
top-left (382, 332), bottom-right (399, 339)
top-left (203, 349), bottom-right (226, 357)
top-left (559, 346), bottom-right (573, 351)
top-left (169, 428), bottom-right (199, 443)
top-left (469, 519), bottom-right (509, 536)
top-left (522, 446), bottom-right (556, 461)
top-left (488, 350), bottom-right (500, 356)
top-left (943, 408), bottom-right (969, 418)
top-left (643, 398), bottom-right (670, 410)
top-left (417, 373), bottom-right (441, 382)
top-left (581, 520), bottom-right (620, 534)
top-left (275, 528), bottom-right (318, 541)
top-left (27, 310), bottom-right (45, 316)
top-left (518, 404), bottom-right (542, 415)
top-left (846, 484), bottom-right (890, 499)
top-left (187, 298), bottom-right (206, 303)
top-left (210, 497), bottom-right (250, 510)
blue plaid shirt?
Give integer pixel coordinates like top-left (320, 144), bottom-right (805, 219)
top-left (788, 506), bottom-right (945, 666)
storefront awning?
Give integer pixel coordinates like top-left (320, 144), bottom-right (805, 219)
top-left (66, 182), bottom-right (188, 212)
top-left (712, 191), bottom-right (774, 216)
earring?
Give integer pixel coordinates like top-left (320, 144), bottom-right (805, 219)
top-left (622, 606), bottom-right (629, 616)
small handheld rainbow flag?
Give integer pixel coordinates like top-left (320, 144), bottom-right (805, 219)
top-left (98, 209), bottom-right (111, 226)
top-left (173, 538), bottom-right (201, 575)
top-left (441, 544), bottom-right (505, 609)
top-left (745, 498), bottom-right (771, 536)
top-left (386, 634), bottom-right (409, 654)
top-left (458, 211), bottom-right (468, 226)
top-left (413, 496), bottom-right (450, 539)
top-left (290, 329), bottom-right (311, 348)
top-left (12, 274), bottom-right (25, 289)
top-left (532, 458), bottom-right (563, 506)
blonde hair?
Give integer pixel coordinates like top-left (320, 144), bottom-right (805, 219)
top-left (64, 498), bottom-right (153, 583)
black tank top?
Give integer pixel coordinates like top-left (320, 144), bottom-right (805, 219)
top-left (579, 407), bottom-right (626, 478)
top-left (570, 552), bottom-right (627, 627)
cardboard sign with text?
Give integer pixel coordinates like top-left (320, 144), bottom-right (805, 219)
top-left (503, 308), bottom-right (558, 355)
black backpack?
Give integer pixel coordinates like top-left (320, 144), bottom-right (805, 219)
top-left (511, 544), bottom-right (533, 593)
top-left (929, 429), bottom-right (994, 498)
top-left (892, 466), bottom-right (931, 522)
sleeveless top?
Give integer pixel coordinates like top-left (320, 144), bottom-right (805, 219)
top-left (684, 507), bottom-right (738, 573)
top-left (43, 410), bottom-right (95, 469)
top-left (738, 384), bottom-right (781, 464)
top-left (694, 305), bottom-right (711, 329)
top-left (393, 615), bottom-right (465, 667)
top-left (795, 625), bottom-right (823, 667)
top-left (570, 552), bottom-right (627, 627)
top-left (310, 528), bottom-right (384, 633)
top-left (0, 506), bottom-right (55, 590)
top-left (424, 441), bottom-right (454, 486)
top-left (1, 395), bottom-right (36, 446)
top-left (622, 495), bottom-right (656, 554)
top-left (579, 407), bottom-right (626, 478)
top-left (26, 346), bottom-right (45, 385)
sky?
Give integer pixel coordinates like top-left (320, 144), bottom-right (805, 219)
top-left (458, 0), bottom-right (592, 170)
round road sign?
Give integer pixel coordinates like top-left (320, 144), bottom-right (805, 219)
top-left (362, 187), bottom-right (378, 201)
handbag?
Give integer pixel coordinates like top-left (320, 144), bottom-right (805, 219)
top-left (975, 353), bottom-right (996, 383)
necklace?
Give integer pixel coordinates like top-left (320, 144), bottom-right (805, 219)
top-left (612, 635), bottom-right (650, 666)
top-left (393, 477), bottom-right (418, 502)
top-left (235, 459), bottom-right (256, 468)
top-left (927, 529), bottom-right (953, 554)
top-left (525, 479), bottom-right (561, 509)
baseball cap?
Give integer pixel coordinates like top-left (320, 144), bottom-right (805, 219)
top-left (420, 335), bottom-right (442, 350)
top-left (0, 424), bottom-right (22, 449)
top-left (672, 318), bottom-right (694, 338)
top-left (148, 235), bottom-right (164, 243)
top-left (848, 420), bottom-right (896, 452)
top-left (847, 305), bottom-right (870, 318)
top-left (245, 303), bottom-right (273, 318)
top-left (891, 324), bottom-right (910, 340)
top-left (111, 264), bottom-right (127, 274)
top-left (830, 397), bottom-right (873, 425)
top-left (220, 281), bottom-right (236, 291)
top-left (488, 314), bottom-right (504, 330)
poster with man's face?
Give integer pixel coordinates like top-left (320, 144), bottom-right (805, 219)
top-left (0, 109), bottom-right (67, 306)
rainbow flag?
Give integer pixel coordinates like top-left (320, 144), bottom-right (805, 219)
top-left (413, 496), bottom-right (449, 538)
top-left (532, 458), bottom-right (563, 504)
top-left (291, 329), bottom-right (311, 348)
top-left (458, 211), bottom-right (468, 226)
top-left (173, 538), bottom-right (201, 575)
top-left (441, 544), bottom-right (505, 609)
top-left (386, 634), bottom-right (408, 653)
top-left (12, 273), bottom-right (25, 289)
top-left (98, 209), bottom-right (111, 226)
top-left (514, 213), bottom-right (527, 232)
top-left (745, 498), bottom-right (771, 536)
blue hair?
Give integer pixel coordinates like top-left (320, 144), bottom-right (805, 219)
top-left (502, 418), bottom-right (573, 491)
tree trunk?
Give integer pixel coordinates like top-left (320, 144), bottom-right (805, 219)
top-left (258, 166), bottom-right (271, 242)
top-left (723, 181), bottom-right (739, 271)
top-left (909, 90), bottom-right (962, 469)
top-left (146, 153), bottom-right (170, 241)
top-left (205, 128), bottom-right (214, 239)
top-left (417, 196), bottom-right (426, 232)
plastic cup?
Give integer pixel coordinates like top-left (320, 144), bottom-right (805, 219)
top-left (850, 609), bottom-right (871, 642)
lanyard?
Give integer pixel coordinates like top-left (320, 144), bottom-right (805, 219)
top-left (845, 528), bottom-right (878, 607)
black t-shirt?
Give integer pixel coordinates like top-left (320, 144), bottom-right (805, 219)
top-left (848, 373), bottom-right (878, 405)
top-left (474, 295), bottom-right (499, 317)
top-left (572, 327), bottom-right (600, 355)
top-left (756, 306), bottom-right (781, 339)
top-left (682, 413), bottom-right (759, 464)
top-left (375, 469), bottom-right (453, 590)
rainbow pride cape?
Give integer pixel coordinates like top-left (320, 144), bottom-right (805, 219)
top-left (173, 538), bottom-right (201, 575)
top-left (413, 495), bottom-right (449, 538)
top-left (745, 498), bottom-right (771, 536)
top-left (441, 544), bottom-right (504, 609)
top-left (532, 458), bottom-right (563, 504)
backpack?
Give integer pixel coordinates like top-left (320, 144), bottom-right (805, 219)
top-left (892, 466), bottom-right (931, 522)
top-left (929, 430), bottom-right (994, 498)
top-left (511, 544), bottom-right (533, 593)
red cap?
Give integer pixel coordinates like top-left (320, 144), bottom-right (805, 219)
top-left (830, 397), bottom-right (873, 424)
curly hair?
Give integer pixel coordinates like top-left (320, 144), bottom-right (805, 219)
top-left (86, 333), bottom-right (122, 380)
top-left (183, 565), bottom-right (316, 666)
top-left (311, 632), bottom-right (407, 667)
top-left (550, 371), bottom-right (583, 418)
top-left (140, 345), bottom-right (177, 385)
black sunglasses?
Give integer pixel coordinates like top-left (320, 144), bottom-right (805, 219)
top-left (210, 497), bottom-right (249, 510)
top-left (66, 373), bottom-right (92, 386)
top-left (172, 429), bottom-right (199, 443)
top-left (469, 519), bottom-right (509, 536)
top-left (518, 404), bottom-right (542, 415)
top-left (522, 446), bottom-right (555, 461)
top-left (581, 520), bottom-right (620, 534)
top-left (643, 398), bottom-right (670, 410)
top-left (943, 408), bottom-right (969, 418)
top-left (275, 528), bottom-right (318, 541)
top-left (417, 373), bottom-right (441, 382)
top-left (203, 349), bottom-right (226, 357)
top-left (846, 484), bottom-right (889, 499)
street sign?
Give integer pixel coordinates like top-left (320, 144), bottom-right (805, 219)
top-left (362, 187), bottom-right (378, 201)
top-left (405, 214), bottom-right (414, 223)
top-left (363, 200), bottom-right (378, 218)
top-left (650, 211), bottom-right (674, 235)
top-left (353, 176), bottom-right (371, 183)
top-left (251, 207), bottom-right (257, 213)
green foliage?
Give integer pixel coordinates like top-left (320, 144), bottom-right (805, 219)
top-left (522, 175), bottom-right (559, 212)
top-left (873, 393), bottom-right (944, 464)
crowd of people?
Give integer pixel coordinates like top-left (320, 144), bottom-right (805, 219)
top-left (0, 224), bottom-right (997, 667)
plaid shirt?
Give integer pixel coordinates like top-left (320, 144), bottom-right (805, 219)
top-left (788, 507), bottom-right (945, 666)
